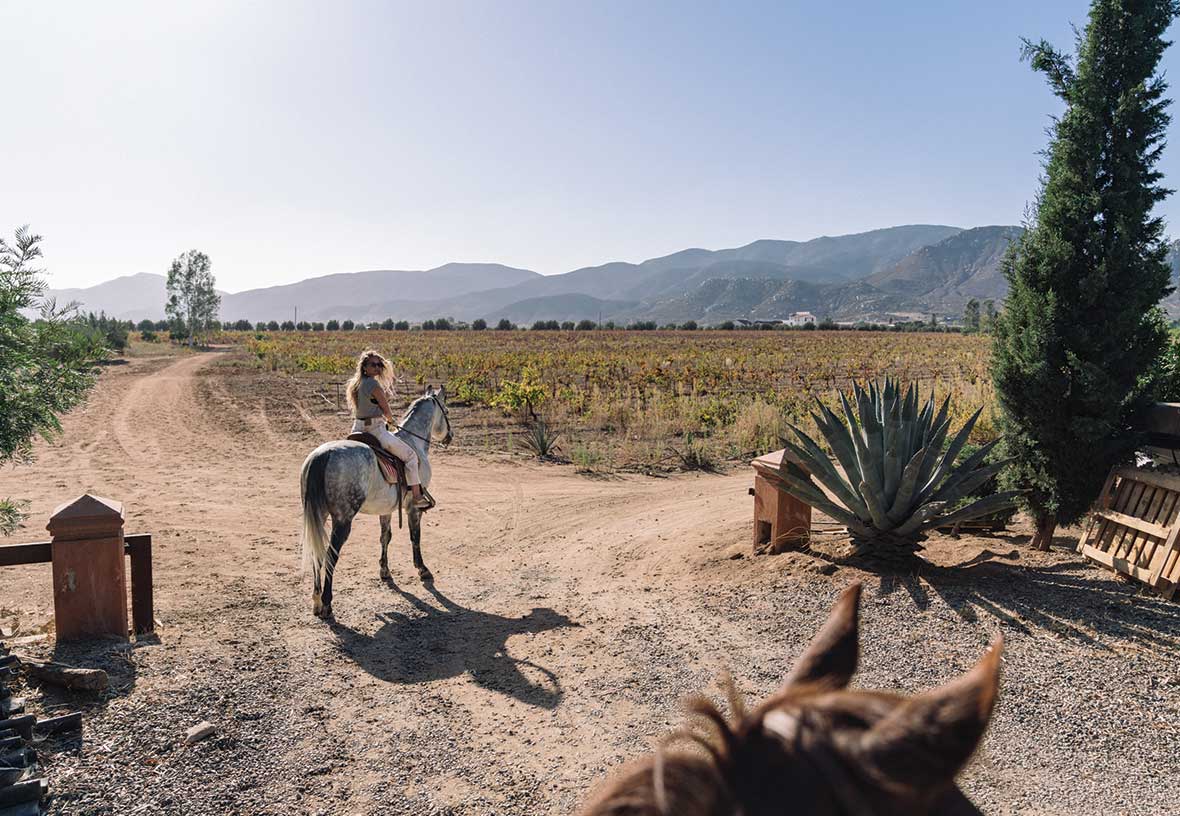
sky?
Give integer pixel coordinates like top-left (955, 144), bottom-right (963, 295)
top-left (3, 1), bottom-right (1179, 292)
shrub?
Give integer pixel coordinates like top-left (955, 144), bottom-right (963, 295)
top-left (769, 379), bottom-right (1018, 560)
top-left (472, 318), bottom-right (487, 330)
top-left (520, 419), bottom-right (563, 459)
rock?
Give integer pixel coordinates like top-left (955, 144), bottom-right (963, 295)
top-left (23, 659), bottom-right (109, 692)
top-left (185, 721), bottom-right (216, 744)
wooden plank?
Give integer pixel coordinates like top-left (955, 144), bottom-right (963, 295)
top-left (1080, 545), bottom-right (1159, 585)
top-left (0, 534), bottom-right (150, 569)
top-left (128, 535), bottom-right (154, 635)
top-left (1110, 481), bottom-right (1145, 555)
top-left (0, 543), bottom-right (50, 568)
top-left (1137, 491), bottom-right (1178, 569)
top-left (1093, 509), bottom-right (1171, 541)
top-left (1115, 485), bottom-right (1156, 560)
top-left (1147, 520), bottom-right (1180, 587)
top-left (1115, 466), bottom-right (1180, 493)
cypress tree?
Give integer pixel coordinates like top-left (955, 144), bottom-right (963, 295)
top-left (993, 0), bottom-right (1179, 549)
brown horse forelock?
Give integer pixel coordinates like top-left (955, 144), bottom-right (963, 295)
top-left (577, 584), bottom-right (999, 816)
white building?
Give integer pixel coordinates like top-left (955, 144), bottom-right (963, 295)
top-left (785, 311), bottom-right (817, 326)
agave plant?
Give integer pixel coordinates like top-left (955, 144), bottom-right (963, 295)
top-left (766, 379), bottom-right (1019, 557)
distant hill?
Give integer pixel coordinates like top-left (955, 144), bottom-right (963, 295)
top-left (61, 223), bottom-right (1175, 325)
top-left (867, 226), bottom-right (1022, 311)
top-left (41, 273), bottom-right (176, 322)
top-left (219, 263), bottom-right (541, 322)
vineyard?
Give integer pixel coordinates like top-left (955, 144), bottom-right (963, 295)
top-left (221, 329), bottom-right (995, 470)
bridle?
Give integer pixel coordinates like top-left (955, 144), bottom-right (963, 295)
top-left (393, 393), bottom-right (452, 447)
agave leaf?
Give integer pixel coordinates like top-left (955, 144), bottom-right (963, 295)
top-left (783, 425), bottom-right (869, 519)
top-left (885, 447), bottom-right (928, 525)
top-left (916, 491), bottom-right (1021, 532)
top-left (840, 389), bottom-right (882, 499)
top-left (918, 407), bottom-right (983, 500)
top-left (924, 394), bottom-right (950, 448)
top-left (913, 414), bottom-right (953, 497)
top-left (882, 395), bottom-right (903, 502)
top-left (928, 460), bottom-right (1011, 507)
top-left (858, 480), bottom-right (895, 531)
top-left (858, 390), bottom-right (886, 495)
top-left (894, 498), bottom-right (952, 535)
top-left (812, 406), bottom-right (865, 497)
top-left (929, 439), bottom-right (1003, 502)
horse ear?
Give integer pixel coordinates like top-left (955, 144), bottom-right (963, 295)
top-left (425, 384), bottom-right (435, 396)
top-left (856, 637), bottom-right (1002, 789)
top-left (437, 385), bottom-right (447, 401)
top-left (783, 583), bottom-right (860, 690)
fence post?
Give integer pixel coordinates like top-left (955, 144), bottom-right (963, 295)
top-left (46, 495), bottom-right (128, 641)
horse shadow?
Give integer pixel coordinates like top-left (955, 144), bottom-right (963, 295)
top-left (329, 582), bottom-right (576, 709)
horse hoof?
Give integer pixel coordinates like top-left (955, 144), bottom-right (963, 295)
top-left (418, 569), bottom-right (434, 583)
top-left (313, 597), bottom-right (332, 619)
top-left (379, 566), bottom-right (391, 580)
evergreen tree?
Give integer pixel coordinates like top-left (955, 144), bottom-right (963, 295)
top-left (165, 249), bottom-right (220, 346)
top-left (993, 0), bottom-right (1179, 549)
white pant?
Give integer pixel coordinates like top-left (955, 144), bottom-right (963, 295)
top-left (352, 418), bottom-right (421, 486)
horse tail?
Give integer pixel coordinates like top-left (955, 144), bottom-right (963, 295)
top-left (300, 448), bottom-right (331, 585)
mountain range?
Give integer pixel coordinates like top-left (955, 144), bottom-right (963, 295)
top-left (43, 224), bottom-right (1180, 325)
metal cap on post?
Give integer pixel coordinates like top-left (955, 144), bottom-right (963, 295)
top-left (46, 495), bottom-right (128, 641)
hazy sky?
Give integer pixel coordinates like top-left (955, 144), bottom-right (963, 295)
top-left (3, 1), bottom-right (1179, 292)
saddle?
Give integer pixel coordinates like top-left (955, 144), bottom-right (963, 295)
top-left (347, 432), bottom-right (406, 487)
top-left (345, 432), bottom-right (435, 527)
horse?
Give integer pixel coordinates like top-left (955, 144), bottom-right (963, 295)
top-left (300, 385), bottom-right (453, 619)
top-left (577, 583), bottom-right (1001, 816)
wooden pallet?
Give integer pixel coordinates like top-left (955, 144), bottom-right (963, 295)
top-left (1077, 467), bottom-right (1180, 598)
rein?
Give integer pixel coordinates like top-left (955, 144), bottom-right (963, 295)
top-left (393, 394), bottom-right (452, 447)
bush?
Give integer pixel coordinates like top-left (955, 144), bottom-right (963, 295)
top-left (491, 366), bottom-right (547, 417)
top-left (496, 318), bottom-right (514, 330)
top-left (576, 319), bottom-right (597, 330)
top-left (381, 318), bottom-right (395, 330)
top-left (395, 320), bottom-right (409, 331)
top-left (341, 320), bottom-right (354, 331)
top-left (140, 329), bottom-right (159, 342)
top-left (326, 319), bottom-right (339, 331)
top-left (472, 318), bottom-right (487, 330)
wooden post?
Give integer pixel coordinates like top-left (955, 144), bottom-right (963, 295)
top-left (751, 449), bottom-right (812, 553)
top-left (46, 495), bottom-right (127, 642)
top-left (127, 534), bottom-right (154, 635)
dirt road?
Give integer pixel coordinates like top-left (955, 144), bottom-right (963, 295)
top-left (3, 352), bottom-right (1179, 815)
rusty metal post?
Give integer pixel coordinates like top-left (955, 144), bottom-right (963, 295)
top-left (46, 495), bottom-right (128, 641)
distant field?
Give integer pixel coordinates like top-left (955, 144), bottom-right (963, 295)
top-left (213, 329), bottom-right (995, 470)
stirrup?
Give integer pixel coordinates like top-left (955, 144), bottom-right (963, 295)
top-left (410, 490), bottom-right (435, 511)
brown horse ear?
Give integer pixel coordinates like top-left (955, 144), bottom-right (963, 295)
top-left (857, 636), bottom-right (1002, 788)
top-left (783, 583), bottom-right (861, 689)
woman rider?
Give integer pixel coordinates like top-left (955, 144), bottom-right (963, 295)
top-left (346, 350), bottom-right (431, 509)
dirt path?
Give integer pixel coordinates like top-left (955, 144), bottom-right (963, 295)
top-left (3, 352), bottom-right (1179, 815)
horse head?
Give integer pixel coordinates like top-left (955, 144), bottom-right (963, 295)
top-left (578, 583), bottom-right (1001, 816)
top-left (424, 385), bottom-right (453, 446)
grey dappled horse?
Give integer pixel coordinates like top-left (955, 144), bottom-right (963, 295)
top-left (300, 385), bottom-right (453, 618)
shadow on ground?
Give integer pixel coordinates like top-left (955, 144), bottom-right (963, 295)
top-left (330, 581), bottom-right (577, 709)
top-left (855, 531), bottom-right (1180, 653)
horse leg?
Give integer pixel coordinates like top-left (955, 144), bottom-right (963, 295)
top-left (408, 504), bottom-right (433, 583)
top-left (316, 515), bottom-right (354, 619)
top-left (379, 514), bottom-right (393, 580)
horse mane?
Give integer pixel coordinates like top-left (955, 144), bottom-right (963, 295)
top-left (399, 394), bottom-right (433, 423)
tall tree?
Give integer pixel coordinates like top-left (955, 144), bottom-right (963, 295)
top-left (993, 0), bottom-right (1179, 549)
top-left (963, 298), bottom-right (981, 333)
top-left (0, 227), bottom-right (104, 532)
top-left (166, 250), bottom-right (220, 346)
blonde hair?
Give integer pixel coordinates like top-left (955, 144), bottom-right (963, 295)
top-left (345, 349), bottom-right (393, 413)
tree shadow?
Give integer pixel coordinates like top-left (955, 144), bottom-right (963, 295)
top-left (329, 581), bottom-right (577, 709)
top-left (863, 540), bottom-right (1180, 654)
